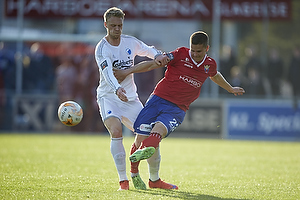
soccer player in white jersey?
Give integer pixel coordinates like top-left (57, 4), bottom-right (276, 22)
top-left (94, 7), bottom-right (169, 191)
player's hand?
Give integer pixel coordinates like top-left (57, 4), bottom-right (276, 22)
top-left (230, 87), bottom-right (245, 96)
top-left (154, 54), bottom-right (170, 66)
top-left (113, 69), bottom-right (129, 83)
top-left (116, 87), bottom-right (128, 102)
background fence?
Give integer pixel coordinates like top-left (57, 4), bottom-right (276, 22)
top-left (1, 0), bottom-right (300, 140)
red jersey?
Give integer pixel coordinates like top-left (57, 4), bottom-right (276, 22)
top-left (153, 47), bottom-right (217, 111)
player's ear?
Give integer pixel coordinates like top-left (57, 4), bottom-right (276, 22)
top-left (206, 45), bottom-right (210, 52)
top-left (104, 21), bottom-right (107, 28)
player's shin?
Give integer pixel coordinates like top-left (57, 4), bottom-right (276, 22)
top-left (147, 146), bottom-right (161, 182)
top-left (130, 143), bottom-right (147, 189)
top-left (110, 138), bottom-right (128, 181)
top-left (129, 133), bottom-right (160, 163)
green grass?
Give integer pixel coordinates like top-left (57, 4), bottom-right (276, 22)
top-left (0, 134), bottom-right (299, 200)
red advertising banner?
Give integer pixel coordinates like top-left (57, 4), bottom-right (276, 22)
top-left (5, 0), bottom-right (291, 20)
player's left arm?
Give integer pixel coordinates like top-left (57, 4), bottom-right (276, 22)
top-left (210, 71), bottom-right (245, 96)
top-left (114, 59), bottom-right (166, 83)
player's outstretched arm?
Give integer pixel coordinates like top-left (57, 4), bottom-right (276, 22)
top-left (114, 60), bottom-right (162, 83)
top-left (210, 71), bottom-right (245, 96)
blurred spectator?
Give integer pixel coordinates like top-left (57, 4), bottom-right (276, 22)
top-left (243, 46), bottom-right (265, 97)
top-left (266, 48), bottom-right (284, 96)
top-left (229, 65), bottom-right (247, 88)
top-left (0, 42), bottom-right (16, 94)
top-left (55, 53), bottom-right (77, 103)
top-left (23, 43), bottom-right (54, 94)
top-left (219, 45), bottom-right (237, 95)
top-left (76, 45), bottom-right (104, 132)
top-left (288, 46), bottom-right (300, 109)
top-left (244, 46), bottom-right (262, 76)
top-left (219, 45), bottom-right (236, 80)
top-left (55, 49), bottom-right (78, 132)
top-left (30, 43), bottom-right (55, 93)
top-left (0, 42), bottom-right (16, 130)
top-left (246, 67), bottom-right (265, 96)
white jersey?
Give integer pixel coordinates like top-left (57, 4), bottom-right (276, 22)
top-left (95, 34), bottom-right (161, 101)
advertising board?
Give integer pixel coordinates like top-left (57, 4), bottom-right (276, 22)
top-left (175, 100), bottom-right (222, 136)
top-left (13, 95), bottom-right (58, 131)
top-left (225, 100), bottom-right (300, 140)
top-left (5, 0), bottom-right (291, 20)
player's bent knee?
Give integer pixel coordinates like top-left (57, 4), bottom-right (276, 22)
top-left (111, 130), bottom-right (123, 138)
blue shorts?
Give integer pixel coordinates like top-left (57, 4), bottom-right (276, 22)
top-left (133, 95), bottom-right (186, 137)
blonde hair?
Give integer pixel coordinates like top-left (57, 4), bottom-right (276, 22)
top-left (103, 7), bottom-right (125, 22)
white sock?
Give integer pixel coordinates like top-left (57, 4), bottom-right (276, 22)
top-left (147, 146), bottom-right (161, 182)
top-left (110, 137), bottom-right (128, 181)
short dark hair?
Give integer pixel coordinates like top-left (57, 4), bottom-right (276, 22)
top-left (190, 31), bottom-right (209, 46)
top-left (104, 7), bottom-right (125, 22)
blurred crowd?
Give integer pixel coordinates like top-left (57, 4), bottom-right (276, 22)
top-left (218, 44), bottom-right (300, 104)
top-left (0, 41), bottom-right (300, 132)
top-left (0, 41), bottom-right (105, 132)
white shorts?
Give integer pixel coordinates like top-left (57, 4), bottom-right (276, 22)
top-left (97, 94), bottom-right (143, 131)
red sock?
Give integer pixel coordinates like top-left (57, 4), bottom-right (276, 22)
top-left (130, 143), bottom-right (140, 173)
top-left (140, 132), bottom-right (162, 149)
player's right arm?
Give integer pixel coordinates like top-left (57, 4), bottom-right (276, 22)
top-left (95, 43), bottom-right (128, 101)
top-left (210, 71), bottom-right (245, 96)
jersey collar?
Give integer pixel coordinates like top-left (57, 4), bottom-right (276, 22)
top-left (189, 51), bottom-right (207, 67)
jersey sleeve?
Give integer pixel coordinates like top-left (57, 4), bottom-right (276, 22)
top-left (95, 44), bottom-right (121, 92)
top-left (208, 58), bottom-right (218, 77)
top-left (132, 37), bottom-right (162, 59)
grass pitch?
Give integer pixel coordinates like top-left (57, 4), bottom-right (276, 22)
top-left (0, 134), bottom-right (299, 200)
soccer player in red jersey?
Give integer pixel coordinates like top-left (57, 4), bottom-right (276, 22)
top-left (114, 31), bottom-right (245, 190)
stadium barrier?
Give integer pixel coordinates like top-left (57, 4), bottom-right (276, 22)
top-left (224, 99), bottom-right (300, 141)
top-left (10, 95), bottom-right (300, 141)
top-left (175, 98), bottom-right (300, 141)
top-left (12, 94), bottom-right (58, 132)
top-left (175, 99), bottom-right (222, 138)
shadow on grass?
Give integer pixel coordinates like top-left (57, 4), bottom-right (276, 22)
top-left (129, 189), bottom-right (249, 200)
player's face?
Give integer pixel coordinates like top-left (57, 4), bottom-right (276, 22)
top-left (105, 16), bottom-right (123, 39)
top-left (190, 44), bottom-right (209, 63)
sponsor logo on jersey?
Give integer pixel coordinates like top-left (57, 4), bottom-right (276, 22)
top-left (181, 57), bottom-right (193, 68)
top-left (179, 75), bottom-right (202, 88)
top-left (204, 65), bottom-right (210, 73)
top-left (184, 63), bottom-right (193, 68)
top-left (126, 48), bottom-right (132, 55)
top-left (113, 59), bottom-right (133, 69)
top-left (181, 57), bottom-right (190, 63)
top-left (100, 60), bottom-right (108, 70)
